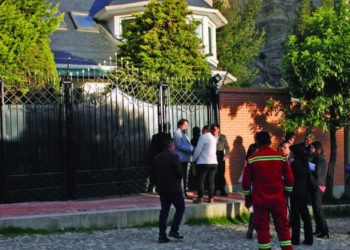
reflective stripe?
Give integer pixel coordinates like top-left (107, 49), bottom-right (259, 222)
top-left (284, 186), bottom-right (293, 192)
top-left (280, 240), bottom-right (292, 246)
top-left (248, 155), bottom-right (285, 164)
top-left (258, 243), bottom-right (271, 249)
top-left (242, 189), bottom-right (251, 195)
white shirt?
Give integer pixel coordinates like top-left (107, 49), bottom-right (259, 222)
top-left (193, 133), bottom-right (218, 165)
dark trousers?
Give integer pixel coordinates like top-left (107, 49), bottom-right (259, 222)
top-left (290, 195), bottom-right (313, 244)
top-left (216, 151), bottom-right (226, 193)
top-left (254, 202), bottom-right (292, 250)
top-left (181, 162), bottom-right (188, 193)
top-left (159, 193), bottom-right (185, 236)
top-left (197, 164), bottom-right (217, 199)
top-left (311, 189), bottom-right (329, 234)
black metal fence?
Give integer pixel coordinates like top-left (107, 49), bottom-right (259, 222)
top-left (0, 68), bottom-right (216, 203)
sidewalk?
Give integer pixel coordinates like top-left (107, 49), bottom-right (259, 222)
top-left (0, 192), bottom-right (245, 230)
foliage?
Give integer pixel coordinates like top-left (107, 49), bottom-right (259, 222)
top-left (282, 0), bottom-right (350, 196)
top-left (0, 0), bottom-right (62, 87)
top-left (118, 0), bottom-right (211, 87)
top-left (216, 0), bottom-right (265, 87)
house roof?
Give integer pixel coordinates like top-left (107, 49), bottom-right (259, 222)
top-left (91, 0), bottom-right (213, 16)
top-left (50, 0), bottom-right (118, 67)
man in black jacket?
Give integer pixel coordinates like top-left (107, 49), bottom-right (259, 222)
top-left (154, 137), bottom-right (185, 243)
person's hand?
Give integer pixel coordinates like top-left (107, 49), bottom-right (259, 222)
top-left (223, 156), bottom-right (228, 161)
top-left (245, 195), bottom-right (252, 209)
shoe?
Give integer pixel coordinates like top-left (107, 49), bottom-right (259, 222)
top-left (313, 231), bottom-right (321, 236)
top-left (193, 197), bottom-right (204, 203)
top-left (208, 198), bottom-right (214, 203)
top-left (302, 240), bottom-right (313, 245)
top-left (169, 231), bottom-right (184, 239)
top-left (158, 235), bottom-right (170, 243)
top-left (246, 229), bottom-right (253, 239)
top-left (316, 232), bottom-right (330, 239)
top-left (292, 241), bottom-right (300, 246)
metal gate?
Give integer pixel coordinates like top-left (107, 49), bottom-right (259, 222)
top-left (0, 72), bottom-right (216, 203)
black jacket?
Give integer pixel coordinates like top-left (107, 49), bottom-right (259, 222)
top-left (291, 159), bottom-right (310, 198)
top-left (154, 150), bottom-right (183, 195)
top-left (311, 154), bottom-right (327, 186)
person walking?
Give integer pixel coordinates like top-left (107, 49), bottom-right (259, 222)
top-left (146, 132), bottom-right (171, 193)
top-left (289, 144), bottom-right (313, 246)
top-left (154, 137), bottom-right (185, 243)
top-left (242, 131), bottom-right (294, 250)
top-left (174, 119), bottom-right (193, 198)
top-left (310, 141), bottom-right (330, 239)
top-left (212, 124), bottom-right (230, 196)
top-left (193, 124), bottom-right (218, 203)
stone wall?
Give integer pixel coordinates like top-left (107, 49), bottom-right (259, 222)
top-left (254, 0), bottom-right (322, 86)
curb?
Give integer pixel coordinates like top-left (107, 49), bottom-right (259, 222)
top-left (0, 201), bottom-right (248, 230)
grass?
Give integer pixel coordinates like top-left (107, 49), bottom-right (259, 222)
top-left (186, 213), bottom-right (250, 226)
top-left (322, 205), bottom-right (350, 218)
top-left (0, 227), bottom-right (95, 238)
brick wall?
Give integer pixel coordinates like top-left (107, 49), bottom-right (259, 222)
top-left (219, 87), bottom-right (345, 192)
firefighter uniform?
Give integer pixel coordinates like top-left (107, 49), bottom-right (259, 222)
top-left (242, 146), bottom-right (294, 250)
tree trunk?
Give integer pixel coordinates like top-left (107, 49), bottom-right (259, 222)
top-left (325, 127), bottom-right (337, 199)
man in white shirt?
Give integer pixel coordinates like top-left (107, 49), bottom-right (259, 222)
top-left (193, 124), bottom-right (218, 203)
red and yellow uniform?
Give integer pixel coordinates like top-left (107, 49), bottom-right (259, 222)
top-left (242, 146), bottom-right (294, 250)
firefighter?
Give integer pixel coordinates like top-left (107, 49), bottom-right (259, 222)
top-left (242, 131), bottom-right (294, 250)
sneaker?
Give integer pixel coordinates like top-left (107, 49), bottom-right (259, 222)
top-left (246, 229), bottom-right (253, 239)
top-left (158, 235), bottom-right (170, 243)
top-left (169, 231), bottom-right (184, 239)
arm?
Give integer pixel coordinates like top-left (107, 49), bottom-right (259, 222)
top-left (316, 156), bottom-right (327, 186)
top-left (283, 159), bottom-right (294, 195)
top-left (193, 136), bottom-right (205, 162)
top-left (174, 131), bottom-right (193, 153)
top-left (223, 135), bottom-right (230, 158)
top-left (242, 162), bottom-right (253, 208)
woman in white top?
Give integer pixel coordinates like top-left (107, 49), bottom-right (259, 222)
top-left (193, 123), bottom-right (218, 203)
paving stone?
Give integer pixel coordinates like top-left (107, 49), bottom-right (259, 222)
top-left (0, 218), bottom-right (349, 250)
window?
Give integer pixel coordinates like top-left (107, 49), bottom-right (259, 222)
top-left (196, 22), bottom-right (203, 40)
top-left (120, 18), bottom-right (135, 37)
top-left (208, 26), bottom-right (213, 55)
top-left (70, 12), bottom-right (98, 32)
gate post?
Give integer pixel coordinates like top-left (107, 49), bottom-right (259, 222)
top-left (0, 80), bottom-right (5, 203)
top-left (158, 81), bottom-right (169, 133)
top-left (62, 78), bottom-right (75, 199)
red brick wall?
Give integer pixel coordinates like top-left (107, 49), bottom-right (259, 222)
top-left (219, 87), bottom-right (345, 189)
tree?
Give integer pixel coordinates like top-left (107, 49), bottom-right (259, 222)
top-left (0, 0), bottom-right (62, 86)
top-left (118, 0), bottom-right (211, 83)
top-left (282, 0), bottom-right (350, 198)
top-left (215, 0), bottom-right (265, 87)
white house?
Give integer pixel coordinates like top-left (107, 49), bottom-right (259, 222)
top-left (50, 0), bottom-right (236, 83)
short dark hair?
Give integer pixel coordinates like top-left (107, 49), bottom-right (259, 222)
top-left (202, 125), bottom-right (209, 132)
top-left (210, 123), bottom-right (219, 133)
top-left (177, 118), bottom-right (189, 128)
top-left (285, 132), bottom-right (295, 141)
top-left (256, 131), bottom-right (271, 147)
top-left (311, 141), bottom-right (324, 155)
top-left (290, 144), bottom-right (307, 160)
